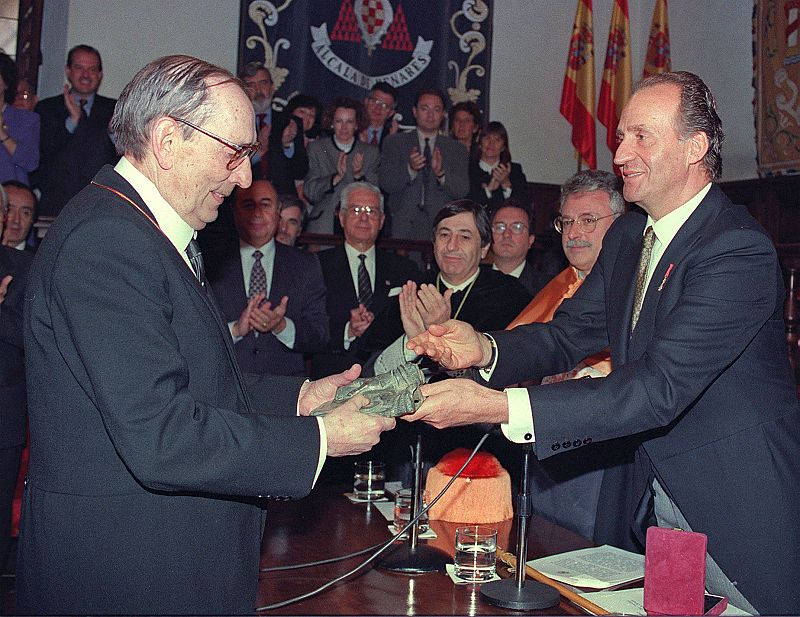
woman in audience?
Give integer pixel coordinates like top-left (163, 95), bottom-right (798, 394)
top-left (468, 121), bottom-right (528, 209)
top-left (303, 97), bottom-right (379, 235)
top-left (0, 54), bottom-right (39, 185)
top-left (448, 101), bottom-right (481, 158)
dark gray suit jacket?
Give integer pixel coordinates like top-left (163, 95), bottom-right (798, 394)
top-left (304, 137), bottom-right (380, 234)
top-left (312, 245), bottom-right (420, 378)
top-left (19, 165), bottom-right (321, 614)
top-left (34, 93), bottom-right (119, 216)
top-left (379, 130), bottom-right (469, 240)
top-left (488, 186), bottom-right (800, 614)
top-left (207, 240), bottom-right (329, 377)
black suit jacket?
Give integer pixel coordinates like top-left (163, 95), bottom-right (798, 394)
top-left (0, 246), bottom-right (31, 449)
top-left (467, 160), bottom-right (529, 209)
top-left (312, 245), bottom-right (420, 378)
top-left (488, 186), bottom-right (800, 614)
top-left (207, 240), bottom-right (329, 376)
top-left (34, 94), bottom-right (119, 217)
top-left (516, 261), bottom-right (551, 297)
top-left (19, 165), bottom-right (321, 614)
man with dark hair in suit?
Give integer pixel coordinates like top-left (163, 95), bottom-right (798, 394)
top-left (312, 181), bottom-right (419, 379)
top-left (490, 199), bottom-right (551, 296)
top-left (406, 71), bottom-right (800, 615)
top-left (379, 88), bottom-right (469, 241)
top-left (360, 81), bottom-right (399, 148)
top-left (19, 54), bottom-right (394, 615)
top-left (1, 181), bottom-right (37, 251)
top-left (34, 44), bottom-right (118, 217)
top-left (0, 187), bottom-right (31, 576)
top-left (207, 179), bottom-right (328, 377)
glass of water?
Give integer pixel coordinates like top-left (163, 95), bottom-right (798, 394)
top-left (454, 525), bottom-right (497, 581)
top-left (393, 488), bottom-right (429, 532)
top-left (353, 460), bottom-right (385, 500)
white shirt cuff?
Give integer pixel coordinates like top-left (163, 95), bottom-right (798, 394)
top-left (501, 388), bottom-right (535, 444)
top-left (274, 317), bottom-right (296, 348)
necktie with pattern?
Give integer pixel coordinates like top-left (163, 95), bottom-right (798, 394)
top-left (630, 226), bottom-right (656, 331)
top-left (186, 239), bottom-right (205, 285)
top-left (357, 254), bottom-right (373, 308)
top-left (370, 129), bottom-right (378, 145)
top-left (249, 249), bottom-right (267, 298)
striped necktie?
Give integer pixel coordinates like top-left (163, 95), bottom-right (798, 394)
top-left (185, 239), bottom-right (205, 286)
top-left (357, 254), bottom-right (373, 308)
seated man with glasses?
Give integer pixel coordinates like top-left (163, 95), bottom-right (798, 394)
top-left (504, 168), bottom-right (626, 544)
top-left (490, 199), bottom-right (552, 296)
top-left (311, 181), bottom-right (420, 380)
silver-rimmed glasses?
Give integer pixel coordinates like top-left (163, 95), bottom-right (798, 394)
top-left (554, 213), bottom-right (618, 234)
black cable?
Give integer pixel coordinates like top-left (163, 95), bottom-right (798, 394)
top-left (259, 540), bottom-right (386, 572)
top-left (254, 431), bottom-right (490, 611)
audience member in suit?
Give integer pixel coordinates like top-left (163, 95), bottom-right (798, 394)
top-left (1, 181), bottom-right (37, 251)
top-left (207, 179), bottom-right (328, 377)
top-left (364, 199), bottom-right (531, 482)
top-left (504, 170), bottom-right (625, 545)
top-left (405, 72), bottom-right (800, 615)
top-left (276, 193), bottom-right (306, 246)
top-left (17, 55), bottom-right (394, 615)
top-left (468, 121), bottom-right (528, 210)
top-left (368, 199), bottom-right (532, 373)
top-left (490, 199), bottom-right (551, 296)
top-left (379, 89), bottom-right (469, 241)
top-left (304, 98), bottom-right (379, 234)
top-left (312, 181), bottom-right (419, 379)
top-left (360, 81), bottom-right (399, 148)
top-left (448, 100), bottom-right (481, 159)
top-left (0, 184), bottom-right (32, 574)
top-left (34, 44), bottom-right (118, 217)
top-left (240, 61), bottom-right (274, 169)
top-left (0, 54), bottom-right (39, 186)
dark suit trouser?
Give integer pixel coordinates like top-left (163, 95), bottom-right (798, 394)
top-left (652, 478), bottom-right (758, 614)
top-left (0, 445), bottom-right (22, 571)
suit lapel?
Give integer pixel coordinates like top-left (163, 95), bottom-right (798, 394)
top-left (627, 188), bottom-right (723, 357)
top-left (95, 167), bottom-right (252, 407)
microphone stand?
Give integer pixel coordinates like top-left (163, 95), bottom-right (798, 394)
top-left (378, 433), bottom-right (449, 573)
top-left (480, 443), bottom-right (560, 609)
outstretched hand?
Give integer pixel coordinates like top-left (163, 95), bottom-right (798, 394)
top-left (406, 320), bottom-right (492, 370)
top-left (402, 378), bottom-right (508, 429)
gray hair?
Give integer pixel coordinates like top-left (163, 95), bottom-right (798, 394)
top-left (110, 55), bottom-right (243, 161)
top-left (0, 184), bottom-right (7, 215)
top-left (340, 181), bottom-right (384, 212)
top-left (633, 71), bottom-right (724, 181)
top-left (560, 169), bottom-right (626, 215)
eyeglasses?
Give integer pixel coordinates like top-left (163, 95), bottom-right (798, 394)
top-left (344, 204), bottom-right (381, 217)
top-left (366, 97), bottom-right (392, 110)
top-left (170, 116), bottom-right (259, 170)
top-left (492, 222), bottom-right (528, 235)
top-left (554, 213), bottom-right (618, 234)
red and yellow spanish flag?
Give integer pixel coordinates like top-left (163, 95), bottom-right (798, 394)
top-left (643, 0), bottom-right (671, 77)
top-left (560, 0), bottom-right (596, 169)
top-left (597, 0), bottom-right (632, 156)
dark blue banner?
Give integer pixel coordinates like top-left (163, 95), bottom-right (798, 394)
top-left (238, 0), bottom-right (493, 126)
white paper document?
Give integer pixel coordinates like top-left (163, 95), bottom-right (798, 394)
top-left (579, 588), bottom-right (752, 616)
top-left (527, 544), bottom-right (645, 589)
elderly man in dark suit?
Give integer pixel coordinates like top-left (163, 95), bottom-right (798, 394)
top-left (18, 55), bottom-right (394, 615)
top-left (379, 89), bottom-right (469, 240)
top-left (406, 72), bottom-right (800, 615)
top-left (207, 179), bottom-right (328, 377)
top-left (0, 190), bottom-right (31, 574)
top-left (312, 181), bottom-right (419, 379)
top-left (34, 44), bottom-right (118, 217)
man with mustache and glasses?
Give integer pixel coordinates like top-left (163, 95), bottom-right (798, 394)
top-left (504, 169), bottom-right (625, 544)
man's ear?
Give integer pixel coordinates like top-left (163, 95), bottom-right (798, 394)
top-left (686, 131), bottom-right (709, 167)
top-left (151, 117), bottom-right (180, 170)
top-left (527, 233), bottom-right (536, 250)
top-left (480, 243), bottom-right (490, 259)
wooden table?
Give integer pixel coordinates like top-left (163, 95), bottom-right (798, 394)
top-left (255, 486), bottom-right (595, 615)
